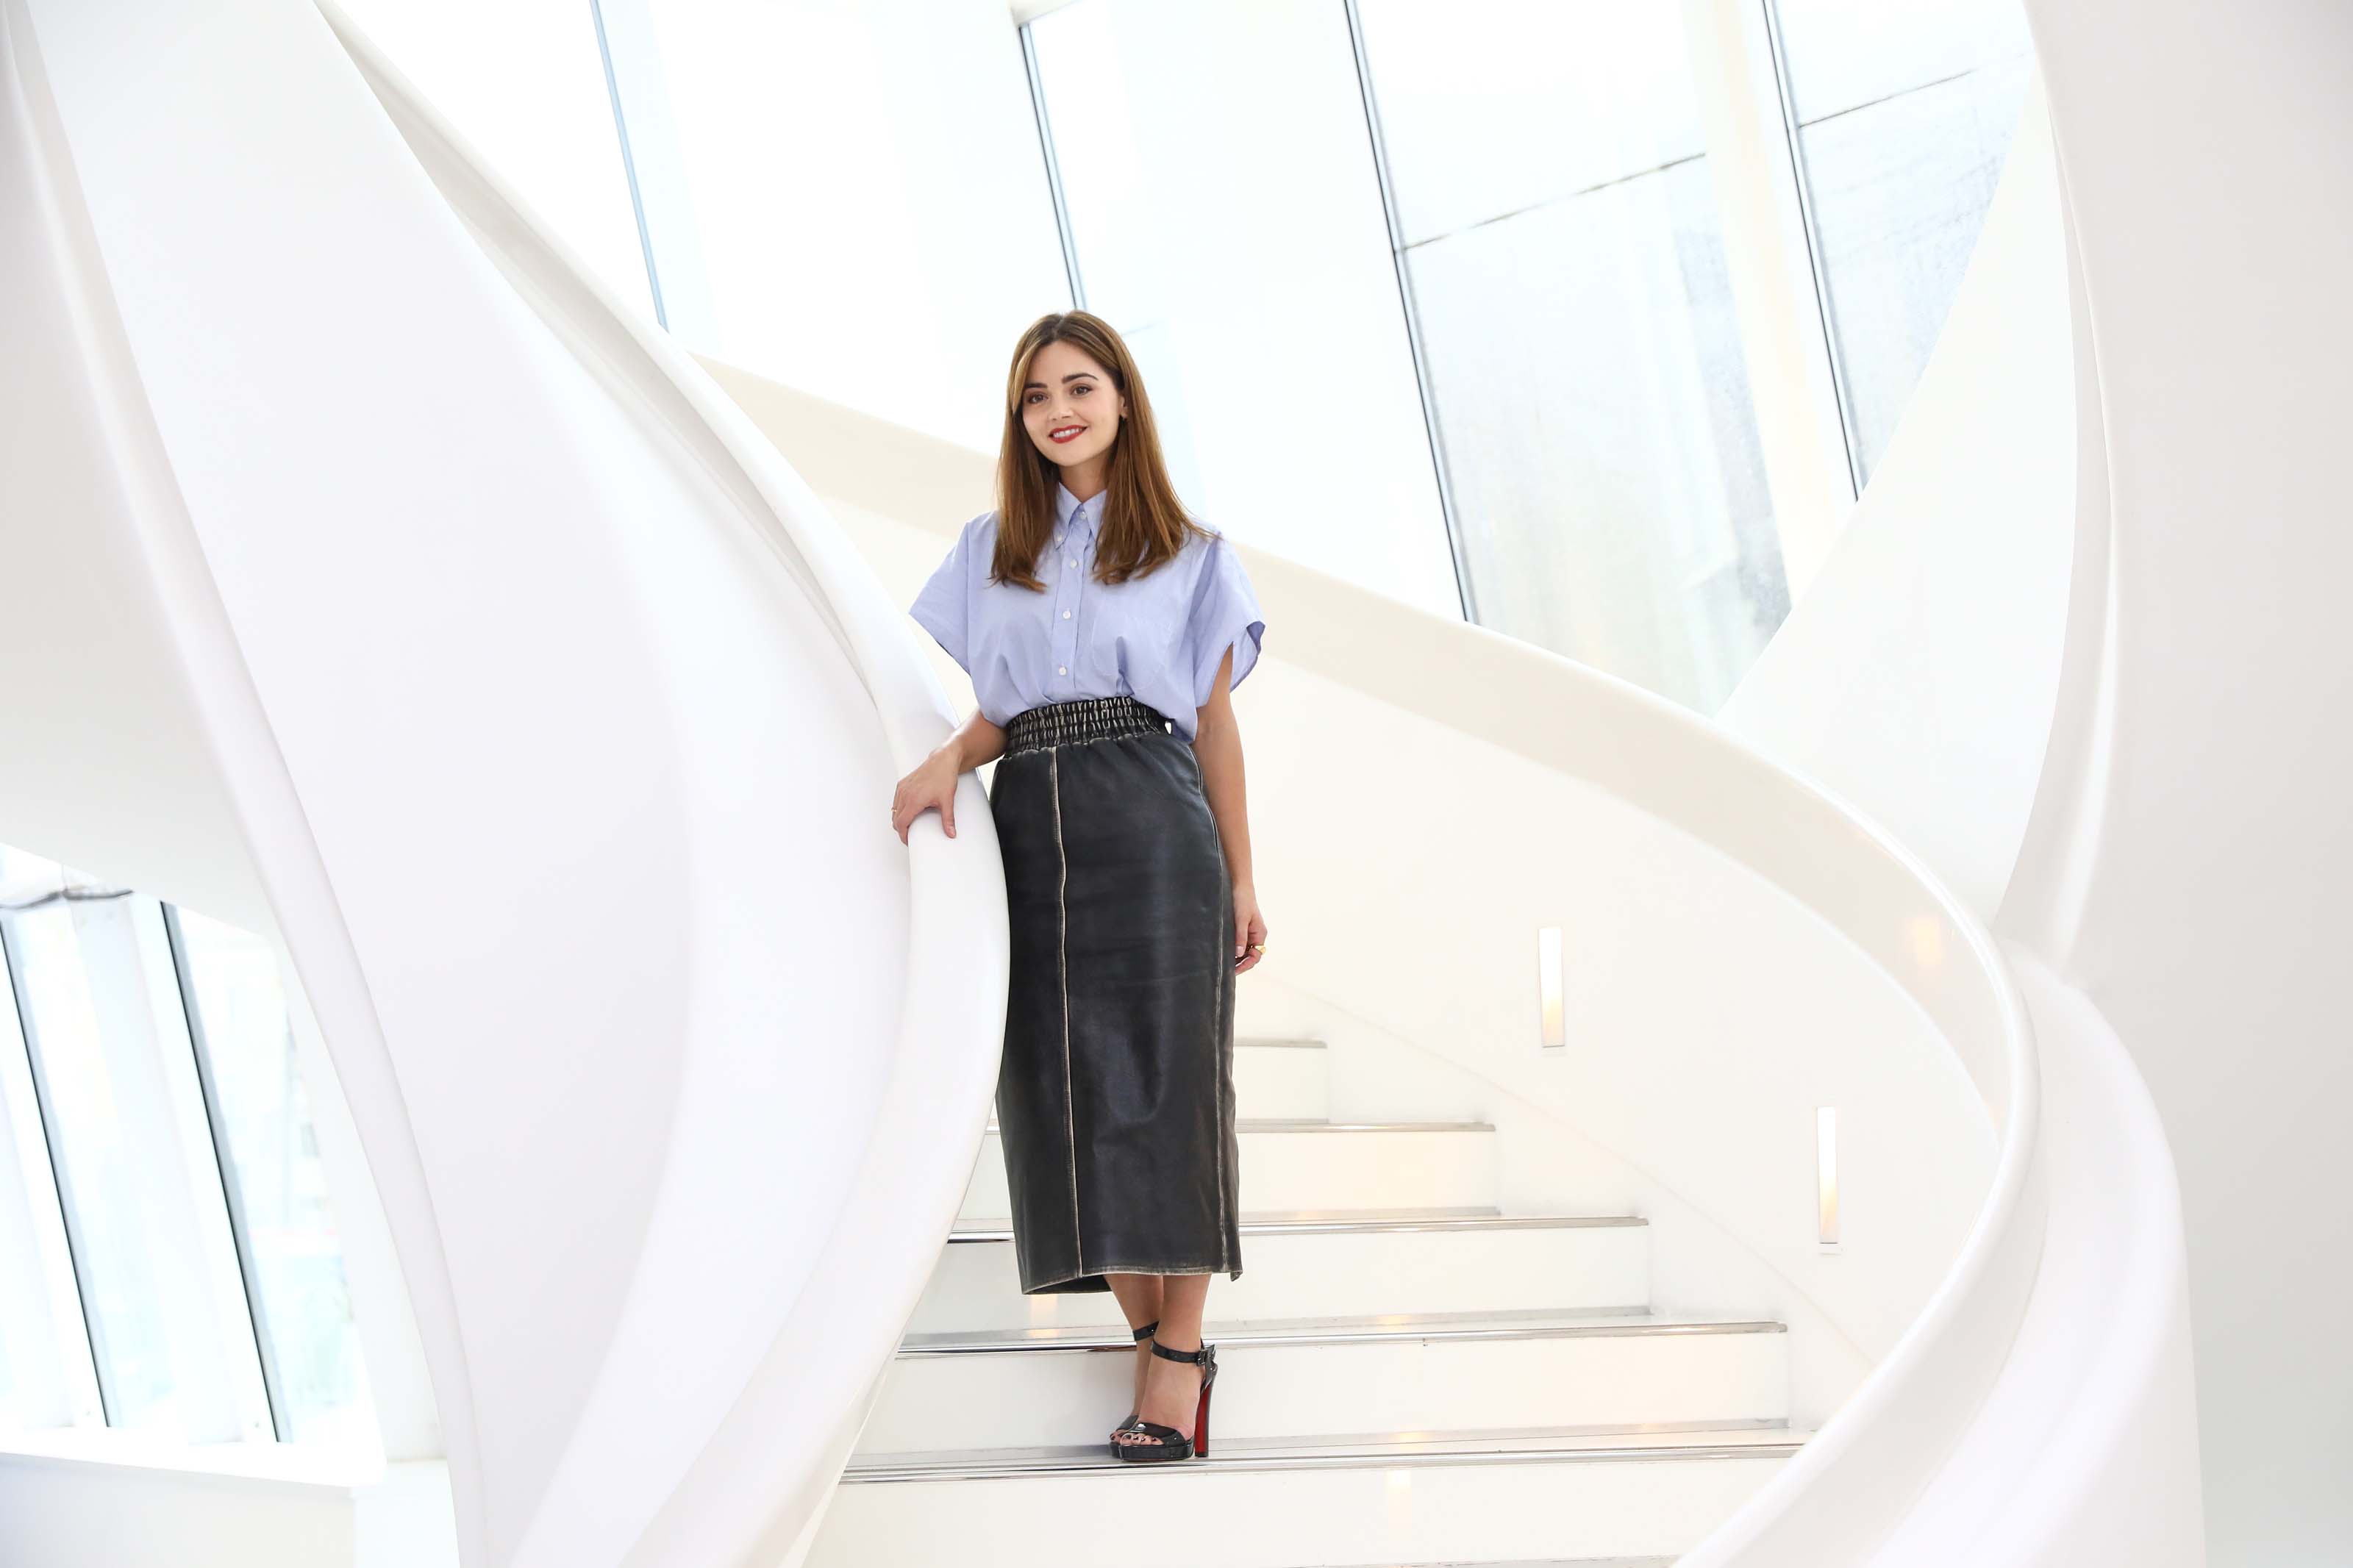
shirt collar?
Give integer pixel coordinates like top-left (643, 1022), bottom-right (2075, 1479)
top-left (1054, 482), bottom-right (1102, 542)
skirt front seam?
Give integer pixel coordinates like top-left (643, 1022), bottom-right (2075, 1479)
top-left (1048, 745), bottom-right (1084, 1277)
top-left (1215, 880), bottom-right (1232, 1270)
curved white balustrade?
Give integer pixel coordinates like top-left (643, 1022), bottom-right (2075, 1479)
top-left (1686, 58), bottom-right (2200, 1564)
top-left (1718, 73), bottom-right (2077, 923)
top-left (1223, 546), bottom-right (2048, 1568)
top-left (1854, 945), bottom-right (2199, 1564)
top-left (2002, 0), bottom-right (2351, 1554)
top-left (0, 1), bottom-right (1004, 1566)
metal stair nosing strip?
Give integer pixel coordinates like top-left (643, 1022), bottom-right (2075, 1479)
top-left (896, 1312), bottom-right (1788, 1357)
top-left (840, 1428), bottom-right (1810, 1483)
top-left (1299, 1560), bottom-right (1674, 1568)
top-left (982, 1117), bottom-right (1499, 1134)
top-left (946, 1210), bottom-right (1646, 1242)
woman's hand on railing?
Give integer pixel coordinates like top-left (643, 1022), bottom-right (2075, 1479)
top-left (892, 745), bottom-right (968, 843)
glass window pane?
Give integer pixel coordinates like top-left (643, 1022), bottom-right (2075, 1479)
top-left (1771, 0), bottom-right (2030, 122)
top-left (1357, 0), bottom-right (1706, 246)
top-left (1773, 0), bottom-right (2035, 484)
top-left (5, 902), bottom-right (208, 1434)
top-left (174, 908), bottom-right (376, 1447)
top-left (0, 847), bottom-right (269, 1443)
top-left (0, 1042), bottom-right (44, 1426)
top-left (1359, 0), bottom-right (1789, 713)
top-left (1405, 162), bottom-right (1788, 711)
top-left (0, 971), bottom-right (99, 1432)
top-left (1024, 0), bottom-right (1460, 614)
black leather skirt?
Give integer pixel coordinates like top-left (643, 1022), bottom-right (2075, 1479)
top-left (986, 694), bottom-right (1243, 1295)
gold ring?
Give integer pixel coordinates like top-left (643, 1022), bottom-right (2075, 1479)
top-left (1249, 942), bottom-right (1265, 952)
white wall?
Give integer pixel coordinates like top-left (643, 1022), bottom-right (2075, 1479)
top-left (0, 0), bottom-right (273, 937)
top-left (0, 1443), bottom-right (357, 1568)
top-left (1999, 2), bottom-right (2353, 1560)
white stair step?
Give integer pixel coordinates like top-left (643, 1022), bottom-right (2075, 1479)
top-left (1234, 1037), bottom-right (1329, 1119)
top-left (858, 1311), bottom-right (1788, 1453)
top-left (1309, 1561), bottom-right (1671, 1568)
top-left (960, 1119), bottom-right (1499, 1221)
top-left (816, 1427), bottom-right (1804, 1568)
top-left (907, 1211), bottom-right (1649, 1335)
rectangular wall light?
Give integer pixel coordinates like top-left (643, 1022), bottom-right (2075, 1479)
top-left (1538, 926), bottom-right (1564, 1048)
top-left (1817, 1106), bottom-right (1841, 1251)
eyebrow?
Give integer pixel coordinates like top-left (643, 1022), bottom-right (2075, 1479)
top-left (1023, 373), bottom-right (1098, 390)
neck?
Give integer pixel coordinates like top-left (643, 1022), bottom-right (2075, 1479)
top-left (1061, 459), bottom-right (1110, 504)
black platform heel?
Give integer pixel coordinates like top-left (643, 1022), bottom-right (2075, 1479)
top-left (1109, 1320), bottom-right (1159, 1441)
top-left (1108, 1336), bottom-right (1218, 1462)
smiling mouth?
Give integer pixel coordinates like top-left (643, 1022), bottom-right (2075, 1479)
top-left (1049, 424), bottom-right (1085, 443)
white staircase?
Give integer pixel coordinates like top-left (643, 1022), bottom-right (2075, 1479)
top-left (814, 1038), bottom-right (1812, 1566)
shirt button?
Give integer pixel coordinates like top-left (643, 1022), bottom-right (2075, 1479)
top-left (1057, 664), bottom-right (1068, 675)
top-left (1061, 609), bottom-right (1071, 619)
top-left (1066, 558), bottom-right (1076, 568)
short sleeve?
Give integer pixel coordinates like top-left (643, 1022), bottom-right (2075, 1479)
top-left (1185, 533), bottom-right (1266, 710)
top-left (909, 516), bottom-right (979, 673)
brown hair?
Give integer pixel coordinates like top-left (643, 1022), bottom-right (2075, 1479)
top-left (988, 310), bottom-right (1210, 593)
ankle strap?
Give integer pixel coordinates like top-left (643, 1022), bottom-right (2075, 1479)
top-left (1131, 1320), bottom-right (1159, 1342)
top-left (1149, 1338), bottom-right (1208, 1364)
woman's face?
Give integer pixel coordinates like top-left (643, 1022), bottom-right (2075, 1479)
top-left (1021, 340), bottom-right (1125, 474)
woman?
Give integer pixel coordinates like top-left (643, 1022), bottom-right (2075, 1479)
top-left (890, 310), bottom-right (1268, 1464)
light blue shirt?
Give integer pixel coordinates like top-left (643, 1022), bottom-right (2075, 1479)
top-left (910, 482), bottom-right (1266, 744)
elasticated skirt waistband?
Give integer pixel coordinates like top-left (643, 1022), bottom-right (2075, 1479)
top-left (1004, 694), bottom-right (1173, 756)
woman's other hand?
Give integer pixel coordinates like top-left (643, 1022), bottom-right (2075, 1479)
top-left (1233, 883), bottom-right (1266, 974)
top-left (893, 747), bottom-right (965, 843)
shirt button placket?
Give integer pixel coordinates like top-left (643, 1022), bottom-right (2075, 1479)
top-left (1054, 504), bottom-right (1084, 695)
